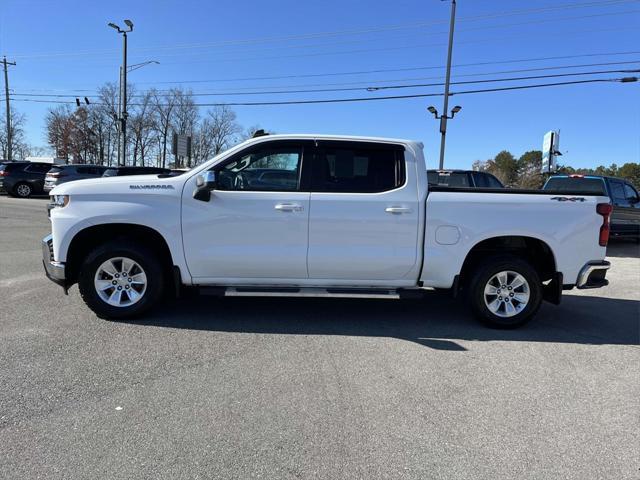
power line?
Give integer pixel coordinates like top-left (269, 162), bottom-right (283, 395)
top-left (8, 0), bottom-right (639, 60)
top-left (14, 59), bottom-right (640, 95)
top-left (137, 50), bottom-right (640, 85)
top-left (10, 67), bottom-right (639, 99)
top-left (7, 77), bottom-right (636, 107)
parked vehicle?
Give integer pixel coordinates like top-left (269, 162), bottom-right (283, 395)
top-left (427, 169), bottom-right (504, 188)
top-left (543, 174), bottom-right (640, 240)
top-left (103, 166), bottom-right (171, 177)
top-left (44, 164), bottom-right (109, 192)
top-left (0, 161), bottom-right (52, 197)
top-left (44, 134), bottom-right (612, 328)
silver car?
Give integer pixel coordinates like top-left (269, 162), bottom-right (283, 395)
top-left (44, 164), bottom-right (109, 192)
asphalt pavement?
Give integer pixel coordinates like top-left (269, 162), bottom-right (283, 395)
top-left (1, 195), bottom-right (638, 480)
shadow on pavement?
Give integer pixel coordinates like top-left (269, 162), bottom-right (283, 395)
top-left (607, 239), bottom-right (640, 259)
top-left (126, 290), bottom-right (640, 351)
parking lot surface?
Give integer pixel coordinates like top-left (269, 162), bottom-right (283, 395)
top-left (1, 196), bottom-right (638, 480)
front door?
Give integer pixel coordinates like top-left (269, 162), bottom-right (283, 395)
top-left (182, 141), bottom-right (311, 281)
top-left (307, 141), bottom-right (420, 282)
top-left (609, 179), bottom-right (640, 236)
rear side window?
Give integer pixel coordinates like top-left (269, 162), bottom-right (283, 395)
top-left (473, 172), bottom-right (504, 188)
top-left (25, 163), bottom-right (52, 173)
top-left (624, 183), bottom-right (639, 201)
top-left (609, 180), bottom-right (626, 203)
top-left (543, 177), bottom-right (606, 194)
top-left (312, 144), bottom-right (405, 193)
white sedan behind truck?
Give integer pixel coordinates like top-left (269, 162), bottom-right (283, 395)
top-left (44, 134), bottom-right (611, 328)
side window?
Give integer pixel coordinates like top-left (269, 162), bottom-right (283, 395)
top-left (610, 180), bottom-right (627, 204)
top-left (312, 145), bottom-right (405, 193)
top-left (76, 167), bottom-right (90, 174)
top-left (216, 146), bottom-right (302, 192)
top-left (486, 174), bottom-right (503, 188)
top-left (472, 172), bottom-right (490, 188)
top-left (25, 163), bottom-right (51, 173)
top-left (624, 183), bottom-right (639, 202)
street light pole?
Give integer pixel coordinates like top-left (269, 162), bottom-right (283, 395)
top-left (121, 30), bottom-right (128, 167)
top-left (438, 0), bottom-right (457, 170)
top-left (108, 19), bottom-right (133, 166)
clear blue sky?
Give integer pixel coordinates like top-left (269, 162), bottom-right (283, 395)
top-left (1, 0), bottom-right (639, 168)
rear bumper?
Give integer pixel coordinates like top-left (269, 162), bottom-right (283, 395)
top-left (42, 234), bottom-right (68, 291)
top-left (576, 260), bottom-right (610, 289)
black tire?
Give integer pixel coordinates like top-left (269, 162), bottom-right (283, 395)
top-left (13, 182), bottom-right (32, 198)
top-left (78, 240), bottom-right (164, 319)
top-left (468, 255), bottom-right (542, 329)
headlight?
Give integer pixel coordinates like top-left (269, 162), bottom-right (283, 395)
top-left (50, 195), bottom-right (70, 208)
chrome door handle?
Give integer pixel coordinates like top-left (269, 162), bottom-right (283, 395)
top-left (275, 203), bottom-right (303, 212)
top-left (385, 206), bottom-right (412, 214)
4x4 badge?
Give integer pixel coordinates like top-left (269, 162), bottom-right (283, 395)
top-left (550, 196), bottom-right (586, 202)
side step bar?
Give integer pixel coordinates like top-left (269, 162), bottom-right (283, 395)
top-left (199, 286), bottom-right (428, 300)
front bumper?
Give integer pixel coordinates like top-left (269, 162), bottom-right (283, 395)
top-left (576, 260), bottom-right (610, 289)
top-left (42, 234), bottom-right (68, 292)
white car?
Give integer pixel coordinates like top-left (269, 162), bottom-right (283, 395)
top-left (43, 134), bottom-right (611, 328)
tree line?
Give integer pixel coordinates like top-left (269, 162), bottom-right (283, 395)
top-left (43, 83), bottom-right (259, 168)
top-left (473, 151), bottom-right (640, 188)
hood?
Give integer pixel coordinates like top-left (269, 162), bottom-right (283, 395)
top-left (50, 174), bottom-right (182, 196)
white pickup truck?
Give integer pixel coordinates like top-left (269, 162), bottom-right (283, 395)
top-left (43, 134), bottom-right (612, 328)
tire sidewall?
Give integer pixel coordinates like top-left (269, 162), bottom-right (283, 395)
top-left (78, 242), bottom-right (164, 319)
top-left (469, 256), bottom-right (542, 328)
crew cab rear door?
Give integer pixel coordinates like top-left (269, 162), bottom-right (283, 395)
top-left (182, 140), bottom-right (311, 281)
top-left (307, 141), bottom-right (420, 282)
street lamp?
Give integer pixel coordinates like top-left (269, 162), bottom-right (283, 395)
top-left (108, 19), bottom-right (134, 166)
top-left (427, 104), bottom-right (462, 167)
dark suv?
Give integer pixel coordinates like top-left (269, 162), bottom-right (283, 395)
top-left (427, 169), bottom-right (504, 188)
top-left (543, 174), bottom-right (640, 240)
top-left (0, 161), bottom-right (53, 197)
top-left (103, 166), bottom-right (171, 177)
top-left (44, 164), bottom-right (109, 192)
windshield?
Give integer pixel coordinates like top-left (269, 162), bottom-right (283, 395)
top-left (543, 176), bottom-right (606, 194)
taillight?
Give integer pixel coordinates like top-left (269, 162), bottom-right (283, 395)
top-left (596, 203), bottom-right (612, 247)
top-left (0, 170), bottom-right (7, 177)
top-left (47, 172), bottom-right (65, 178)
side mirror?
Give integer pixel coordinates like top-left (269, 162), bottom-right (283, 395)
top-left (193, 171), bottom-right (217, 202)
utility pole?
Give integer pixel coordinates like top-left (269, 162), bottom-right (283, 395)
top-left (427, 0), bottom-right (458, 170)
top-left (108, 20), bottom-right (133, 166)
top-left (2, 56), bottom-right (16, 161)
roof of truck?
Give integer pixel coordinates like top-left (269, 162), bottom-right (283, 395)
top-left (243, 133), bottom-right (423, 148)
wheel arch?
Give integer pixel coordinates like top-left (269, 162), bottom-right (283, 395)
top-left (458, 235), bottom-right (557, 287)
top-left (65, 223), bottom-right (176, 288)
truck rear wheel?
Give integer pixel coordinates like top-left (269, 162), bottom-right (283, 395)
top-left (468, 255), bottom-right (542, 328)
top-left (78, 241), bottom-right (164, 319)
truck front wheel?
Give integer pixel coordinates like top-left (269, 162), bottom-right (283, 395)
top-left (78, 241), bottom-right (164, 319)
top-left (468, 255), bottom-right (542, 328)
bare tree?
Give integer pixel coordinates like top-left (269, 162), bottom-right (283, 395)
top-left (45, 105), bottom-right (75, 161)
top-left (172, 89), bottom-right (199, 167)
top-left (0, 109), bottom-right (29, 160)
top-left (205, 105), bottom-right (242, 156)
top-left (129, 90), bottom-right (155, 166)
top-left (151, 88), bottom-right (179, 168)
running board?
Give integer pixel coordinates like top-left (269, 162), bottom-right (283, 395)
top-left (200, 286), bottom-right (405, 299)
